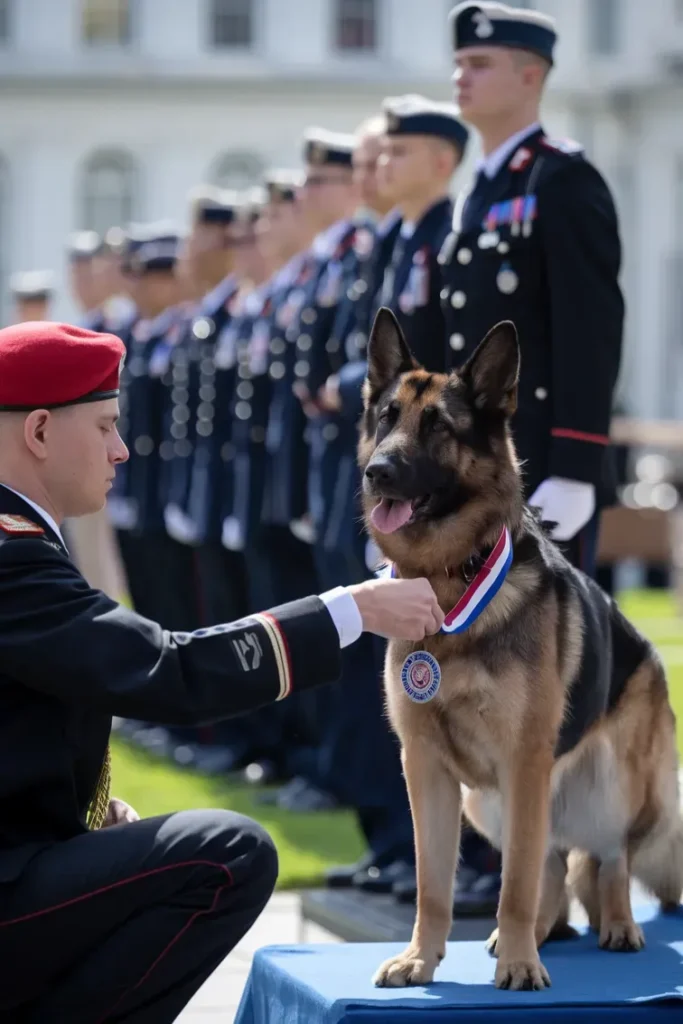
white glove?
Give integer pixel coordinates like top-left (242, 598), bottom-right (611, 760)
top-left (528, 477), bottom-right (596, 542)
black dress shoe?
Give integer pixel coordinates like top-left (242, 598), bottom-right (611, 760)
top-left (277, 780), bottom-right (339, 812)
top-left (452, 866), bottom-right (501, 917)
top-left (393, 874), bottom-right (417, 904)
top-left (326, 851), bottom-right (378, 889)
top-left (356, 859), bottom-right (416, 894)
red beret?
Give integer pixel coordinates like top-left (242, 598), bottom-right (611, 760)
top-left (0, 321), bottom-right (126, 411)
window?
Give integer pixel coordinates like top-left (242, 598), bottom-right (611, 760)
top-left (82, 0), bottom-right (130, 45)
top-left (81, 151), bottom-right (137, 236)
top-left (335, 0), bottom-right (377, 51)
top-left (210, 0), bottom-right (253, 48)
top-left (210, 151), bottom-right (264, 189)
top-left (0, 0), bottom-right (10, 42)
top-left (587, 0), bottom-right (618, 55)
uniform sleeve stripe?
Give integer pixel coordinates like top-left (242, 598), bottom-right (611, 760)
top-left (252, 612), bottom-right (292, 701)
top-left (551, 427), bottom-right (609, 446)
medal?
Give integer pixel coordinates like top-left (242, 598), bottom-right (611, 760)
top-left (401, 651), bottom-right (441, 704)
top-left (496, 262), bottom-right (519, 295)
top-left (477, 231), bottom-right (499, 249)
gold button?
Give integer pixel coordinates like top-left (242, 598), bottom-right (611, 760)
top-left (457, 248), bottom-right (472, 265)
top-left (451, 290), bottom-right (466, 309)
top-left (497, 241), bottom-right (510, 254)
top-left (535, 387), bottom-right (548, 401)
top-left (449, 333), bottom-right (465, 351)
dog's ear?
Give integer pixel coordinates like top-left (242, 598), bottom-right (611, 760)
top-left (365, 307), bottom-right (416, 401)
top-left (458, 321), bottom-right (519, 416)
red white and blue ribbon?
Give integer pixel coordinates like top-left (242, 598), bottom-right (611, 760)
top-left (377, 525), bottom-right (513, 635)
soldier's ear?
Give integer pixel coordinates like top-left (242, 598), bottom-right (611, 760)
top-left (458, 320), bottom-right (520, 417)
top-left (364, 307), bottom-right (417, 403)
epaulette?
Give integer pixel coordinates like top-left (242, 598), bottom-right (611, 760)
top-left (539, 137), bottom-right (584, 156)
top-left (0, 514), bottom-right (45, 538)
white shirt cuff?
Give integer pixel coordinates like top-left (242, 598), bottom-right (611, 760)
top-left (319, 586), bottom-right (363, 649)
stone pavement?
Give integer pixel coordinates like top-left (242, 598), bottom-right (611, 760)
top-left (177, 893), bottom-right (341, 1023)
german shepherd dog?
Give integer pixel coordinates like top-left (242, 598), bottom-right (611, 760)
top-left (359, 308), bottom-right (683, 991)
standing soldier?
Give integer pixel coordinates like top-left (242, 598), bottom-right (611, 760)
top-left (109, 224), bottom-right (191, 629)
top-left (260, 128), bottom-right (359, 810)
top-left (436, 0), bottom-right (624, 915)
top-left (64, 230), bottom-right (128, 600)
top-left (375, 95), bottom-right (469, 372)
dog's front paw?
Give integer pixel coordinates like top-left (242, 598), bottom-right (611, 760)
top-left (599, 920), bottom-right (645, 952)
top-left (495, 955), bottom-right (551, 991)
top-left (373, 947), bottom-right (442, 987)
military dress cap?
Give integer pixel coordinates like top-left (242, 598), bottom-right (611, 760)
top-left (9, 270), bottom-right (55, 301)
top-left (0, 321), bottom-right (126, 412)
top-left (264, 168), bottom-right (303, 203)
top-left (189, 184), bottom-right (240, 226)
top-left (382, 94), bottom-right (469, 154)
top-left (449, 2), bottom-right (557, 64)
top-left (303, 127), bottom-right (355, 168)
top-left (66, 230), bottom-right (103, 263)
top-left (120, 221), bottom-right (182, 275)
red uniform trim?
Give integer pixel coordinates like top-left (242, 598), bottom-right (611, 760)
top-left (0, 858), bottom-right (233, 1023)
top-left (551, 427), bottom-right (609, 446)
top-left (261, 611), bottom-right (293, 699)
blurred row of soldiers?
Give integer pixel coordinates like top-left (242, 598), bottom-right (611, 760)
top-left (7, 1), bottom-right (630, 913)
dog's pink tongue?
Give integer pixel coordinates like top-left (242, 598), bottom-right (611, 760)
top-left (371, 498), bottom-right (413, 534)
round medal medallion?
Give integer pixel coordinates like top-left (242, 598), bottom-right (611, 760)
top-left (401, 651), bottom-right (441, 703)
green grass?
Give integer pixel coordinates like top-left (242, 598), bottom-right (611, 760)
top-left (110, 588), bottom-right (683, 889)
top-left (110, 739), bottom-right (365, 889)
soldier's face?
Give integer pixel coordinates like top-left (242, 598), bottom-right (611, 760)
top-left (376, 135), bottom-right (441, 203)
top-left (300, 164), bottom-right (354, 229)
top-left (261, 201), bottom-right (300, 261)
top-left (352, 136), bottom-right (383, 209)
top-left (453, 47), bottom-right (529, 122)
top-left (184, 223), bottom-right (229, 284)
top-left (29, 398), bottom-right (128, 518)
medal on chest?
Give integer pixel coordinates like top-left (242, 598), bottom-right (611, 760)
top-left (401, 651), bottom-right (441, 703)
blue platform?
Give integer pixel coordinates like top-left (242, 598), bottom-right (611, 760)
top-left (234, 903), bottom-right (683, 1023)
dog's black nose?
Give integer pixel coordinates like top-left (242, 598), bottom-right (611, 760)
top-left (365, 457), bottom-right (398, 488)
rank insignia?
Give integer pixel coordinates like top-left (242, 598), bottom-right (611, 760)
top-left (0, 514), bottom-right (45, 536)
top-left (509, 146), bottom-right (533, 172)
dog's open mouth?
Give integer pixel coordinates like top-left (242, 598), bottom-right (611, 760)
top-left (370, 496), bottom-right (431, 534)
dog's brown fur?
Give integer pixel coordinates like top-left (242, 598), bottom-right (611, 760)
top-left (358, 308), bottom-right (683, 991)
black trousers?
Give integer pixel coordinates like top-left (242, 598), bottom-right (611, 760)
top-left (0, 810), bottom-right (277, 1023)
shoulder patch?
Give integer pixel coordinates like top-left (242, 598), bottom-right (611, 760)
top-left (0, 514), bottom-right (45, 536)
top-left (540, 137), bottom-right (584, 156)
top-left (509, 146), bottom-right (534, 172)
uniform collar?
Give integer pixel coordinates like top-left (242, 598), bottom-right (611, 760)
top-left (0, 483), bottom-right (67, 550)
top-left (312, 218), bottom-right (353, 258)
top-left (201, 273), bottom-right (239, 315)
top-left (476, 121), bottom-right (542, 180)
top-left (378, 207), bottom-right (402, 238)
top-left (271, 251), bottom-right (306, 291)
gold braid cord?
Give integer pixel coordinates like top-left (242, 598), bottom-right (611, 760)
top-left (86, 744), bottom-right (112, 830)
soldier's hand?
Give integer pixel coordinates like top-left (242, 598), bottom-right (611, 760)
top-left (317, 375), bottom-right (342, 413)
top-left (103, 797), bottom-right (140, 828)
top-left (292, 381), bottom-right (321, 419)
top-left (349, 577), bottom-right (444, 641)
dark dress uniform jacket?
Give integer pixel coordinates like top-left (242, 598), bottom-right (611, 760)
top-left (378, 197), bottom-right (453, 373)
top-left (440, 127), bottom-right (624, 503)
top-left (0, 487), bottom-right (341, 882)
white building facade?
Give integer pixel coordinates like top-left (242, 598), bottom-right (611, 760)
top-left (0, 0), bottom-right (681, 420)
